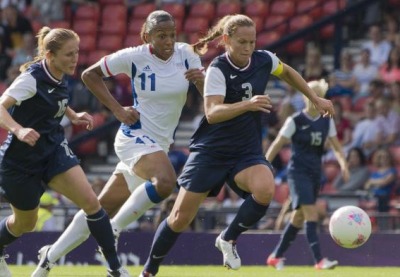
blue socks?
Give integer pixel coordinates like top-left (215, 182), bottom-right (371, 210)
top-left (86, 208), bottom-right (120, 270)
top-left (305, 221), bottom-right (322, 263)
top-left (144, 219), bottom-right (180, 275)
top-left (0, 217), bottom-right (17, 255)
top-left (273, 223), bottom-right (301, 258)
top-left (223, 195), bottom-right (269, 241)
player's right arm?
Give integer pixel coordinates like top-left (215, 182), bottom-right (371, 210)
top-left (265, 117), bottom-right (293, 162)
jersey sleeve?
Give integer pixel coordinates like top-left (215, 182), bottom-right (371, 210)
top-left (183, 43), bottom-right (204, 71)
top-left (328, 118), bottom-right (338, 137)
top-left (4, 73), bottom-right (36, 105)
top-left (204, 66), bottom-right (226, 97)
top-left (279, 116), bottom-right (296, 138)
top-left (100, 48), bottom-right (133, 77)
top-left (261, 50), bottom-right (283, 77)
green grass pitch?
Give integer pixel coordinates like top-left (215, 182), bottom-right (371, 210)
top-left (9, 265), bottom-right (400, 277)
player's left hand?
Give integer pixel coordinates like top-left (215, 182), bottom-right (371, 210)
top-left (314, 97), bottom-right (335, 117)
top-left (185, 68), bottom-right (205, 85)
top-left (71, 112), bottom-right (94, 130)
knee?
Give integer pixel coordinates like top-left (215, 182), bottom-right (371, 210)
top-left (167, 210), bottom-right (192, 232)
top-left (154, 173), bottom-right (176, 198)
top-left (252, 183), bottom-right (275, 204)
top-left (80, 194), bottom-right (101, 215)
top-left (15, 216), bottom-right (38, 233)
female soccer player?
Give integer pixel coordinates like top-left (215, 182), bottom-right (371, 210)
top-left (0, 27), bottom-right (128, 277)
top-left (266, 79), bottom-right (349, 270)
top-left (32, 10), bottom-right (204, 276)
top-left (139, 14), bottom-right (335, 277)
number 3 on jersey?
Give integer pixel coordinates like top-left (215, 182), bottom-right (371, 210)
top-left (139, 72), bottom-right (156, 91)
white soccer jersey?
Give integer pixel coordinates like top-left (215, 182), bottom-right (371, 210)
top-left (100, 42), bottom-right (203, 147)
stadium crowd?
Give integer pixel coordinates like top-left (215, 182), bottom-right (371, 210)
top-left (0, 0), bottom-right (400, 235)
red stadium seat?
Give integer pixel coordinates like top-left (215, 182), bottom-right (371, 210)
top-left (320, 24), bottom-right (335, 39)
top-left (101, 5), bottom-right (127, 23)
top-left (79, 34), bottom-right (96, 52)
top-left (183, 17), bottom-right (209, 34)
top-left (97, 35), bottom-right (123, 52)
top-left (270, 0), bottom-right (296, 17)
top-left (244, 1), bottom-right (269, 18)
top-left (322, 0), bottom-right (346, 16)
top-left (296, 0), bottom-right (322, 18)
top-left (216, 2), bottom-right (241, 18)
top-left (188, 1), bottom-right (215, 20)
top-left (30, 20), bottom-right (43, 34)
top-left (86, 50), bottom-right (110, 66)
top-left (256, 31), bottom-right (280, 49)
top-left (128, 18), bottom-right (146, 34)
top-left (124, 34), bottom-right (142, 48)
top-left (285, 39), bottom-right (306, 55)
top-left (73, 20), bottom-right (98, 36)
top-left (390, 146), bottom-right (400, 165)
top-left (131, 3), bottom-right (156, 19)
top-left (100, 19), bottom-right (127, 36)
top-left (251, 16), bottom-right (264, 33)
top-left (352, 96), bottom-right (369, 113)
top-left (0, 128), bottom-right (8, 144)
top-left (74, 4), bottom-right (100, 22)
top-left (74, 113), bottom-right (106, 156)
top-left (161, 3), bottom-right (185, 19)
top-left (48, 20), bottom-right (70, 29)
top-left (289, 15), bottom-right (313, 33)
top-left (99, 0), bottom-right (124, 5)
top-left (263, 15), bottom-right (287, 35)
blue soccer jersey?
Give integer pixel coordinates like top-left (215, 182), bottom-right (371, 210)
top-left (190, 50), bottom-right (281, 158)
top-left (0, 60), bottom-right (70, 173)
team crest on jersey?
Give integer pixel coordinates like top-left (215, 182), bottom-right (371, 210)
top-left (175, 62), bottom-right (184, 69)
top-left (143, 65), bottom-right (152, 71)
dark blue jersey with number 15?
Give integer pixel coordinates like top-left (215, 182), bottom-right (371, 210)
top-left (190, 50), bottom-right (279, 158)
top-left (0, 60), bottom-right (70, 173)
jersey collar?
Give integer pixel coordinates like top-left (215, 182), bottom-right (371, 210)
top-left (225, 53), bottom-right (251, 71)
top-left (41, 60), bottom-right (62, 84)
top-left (148, 45), bottom-right (173, 64)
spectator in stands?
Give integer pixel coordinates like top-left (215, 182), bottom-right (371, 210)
top-left (35, 191), bottom-right (61, 231)
top-left (2, 4), bottom-right (33, 56)
top-left (0, 26), bottom-right (127, 277)
top-left (383, 13), bottom-right (399, 46)
top-left (333, 147), bottom-right (370, 192)
top-left (364, 147), bottom-right (397, 213)
top-left (379, 47), bottom-right (400, 85)
top-left (32, 10), bottom-right (205, 277)
top-left (266, 79), bottom-right (347, 270)
top-left (332, 101), bottom-right (352, 146)
top-left (366, 78), bottom-right (386, 101)
top-left (352, 48), bottom-right (379, 101)
top-left (29, 0), bottom-right (65, 25)
top-left (300, 45), bottom-right (330, 82)
top-left (374, 96), bottom-right (400, 147)
top-left (362, 24), bottom-right (392, 67)
top-left (0, 39), bottom-right (11, 81)
top-left (11, 32), bottom-right (35, 66)
top-left (389, 81), bottom-right (400, 114)
top-left (0, 0), bottom-right (26, 11)
top-left (139, 15), bottom-right (335, 276)
top-left (326, 49), bottom-right (357, 99)
top-left (277, 82), bottom-right (305, 128)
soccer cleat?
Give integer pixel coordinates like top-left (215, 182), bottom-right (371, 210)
top-left (31, 245), bottom-right (55, 277)
top-left (215, 234), bottom-right (241, 270)
top-left (266, 254), bottom-right (285, 270)
top-left (107, 266), bottom-right (131, 277)
top-left (138, 271), bottom-right (155, 277)
top-left (314, 258), bottom-right (338, 270)
top-left (0, 254), bottom-right (11, 277)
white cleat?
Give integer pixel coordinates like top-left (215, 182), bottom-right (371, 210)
top-left (0, 254), bottom-right (11, 277)
top-left (215, 234), bottom-right (241, 270)
top-left (138, 271), bottom-right (155, 277)
top-left (107, 266), bottom-right (131, 277)
top-left (31, 245), bottom-right (54, 277)
top-left (315, 257), bottom-right (338, 270)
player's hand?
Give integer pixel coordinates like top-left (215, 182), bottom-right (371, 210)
top-left (185, 68), bottom-right (205, 85)
top-left (114, 106), bottom-right (140, 125)
top-left (14, 127), bottom-right (40, 146)
top-left (70, 112), bottom-right (94, 130)
top-left (314, 97), bottom-right (335, 117)
top-left (248, 95), bottom-right (272, 113)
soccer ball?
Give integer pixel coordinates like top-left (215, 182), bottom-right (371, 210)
top-left (329, 205), bottom-right (371, 249)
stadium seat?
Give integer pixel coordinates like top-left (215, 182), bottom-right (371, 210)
top-left (30, 20), bottom-right (43, 34)
top-left (251, 16), bottom-right (264, 33)
top-left (100, 19), bottom-right (127, 36)
top-left (273, 183), bottom-right (290, 205)
top-left (0, 128), bottom-right (8, 144)
top-left (323, 161), bottom-right (340, 183)
top-left (270, 0), bottom-right (296, 17)
top-left (296, 0), bottom-right (322, 18)
top-left (73, 20), bottom-right (98, 36)
top-left (79, 34), bottom-right (96, 52)
top-left (322, 0), bottom-right (346, 16)
top-left (128, 18), bottom-right (145, 34)
top-left (161, 3), bottom-right (185, 19)
top-left (48, 20), bottom-right (70, 29)
top-left (352, 96), bottom-right (369, 113)
top-left (216, 2), bottom-right (241, 18)
top-left (74, 4), bottom-right (100, 22)
top-left (320, 24), bottom-right (335, 39)
top-left (244, 1), bottom-right (269, 18)
top-left (188, 1), bottom-right (215, 21)
top-left (101, 5), bottom-right (127, 23)
top-left (256, 31), bottom-right (280, 49)
top-left (124, 34), bottom-right (142, 48)
top-left (263, 15), bottom-right (287, 35)
top-left (390, 146), bottom-right (400, 165)
top-left (285, 39), bottom-right (306, 55)
top-left (99, 0), bottom-right (124, 5)
top-left (289, 15), bottom-right (313, 33)
top-left (86, 50), bottom-right (110, 66)
top-left (97, 35), bottom-right (123, 52)
top-left (74, 113), bottom-right (106, 156)
top-left (183, 17), bottom-right (209, 35)
top-left (131, 3), bottom-right (156, 19)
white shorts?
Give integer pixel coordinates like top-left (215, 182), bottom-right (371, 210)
top-left (113, 129), bottom-right (169, 192)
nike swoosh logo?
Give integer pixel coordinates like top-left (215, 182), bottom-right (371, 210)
top-left (238, 222), bottom-right (252, 229)
top-left (301, 125), bottom-right (310, 130)
top-left (152, 254), bottom-right (167, 259)
top-left (230, 74), bottom-right (237, 79)
top-left (48, 88), bottom-right (56, 93)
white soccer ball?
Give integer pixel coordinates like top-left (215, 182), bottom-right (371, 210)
top-left (329, 205), bottom-right (371, 249)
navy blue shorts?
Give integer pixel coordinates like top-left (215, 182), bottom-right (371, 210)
top-left (0, 140), bottom-right (79, 210)
top-left (287, 172), bottom-right (320, 210)
top-left (178, 151), bottom-right (273, 199)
